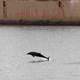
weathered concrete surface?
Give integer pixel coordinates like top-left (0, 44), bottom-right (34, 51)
top-left (0, 0), bottom-right (3, 19)
top-left (0, 0), bottom-right (80, 21)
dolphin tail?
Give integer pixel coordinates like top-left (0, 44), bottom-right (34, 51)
top-left (47, 57), bottom-right (50, 61)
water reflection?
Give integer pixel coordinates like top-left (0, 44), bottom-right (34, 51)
top-left (28, 59), bottom-right (49, 63)
top-left (65, 62), bottom-right (80, 65)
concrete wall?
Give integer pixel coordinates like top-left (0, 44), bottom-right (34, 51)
top-left (0, 0), bottom-right (3, 19)
top-left (0, 0), bottom-right (80, 21)
top-left (7, 0), bottom-right (63, 20)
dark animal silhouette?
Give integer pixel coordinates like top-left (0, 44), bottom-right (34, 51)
top-left (27, 52), bottom-right (49, 61)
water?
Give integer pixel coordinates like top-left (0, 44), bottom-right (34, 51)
top-left (0, 26), bottom-right (80, 80)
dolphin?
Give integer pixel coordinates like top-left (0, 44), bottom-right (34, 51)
top-left (27, 51), bottom-right (50, 61)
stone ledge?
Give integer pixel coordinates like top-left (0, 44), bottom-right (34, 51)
top-left (0, 20), bottom-right (80, 26)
